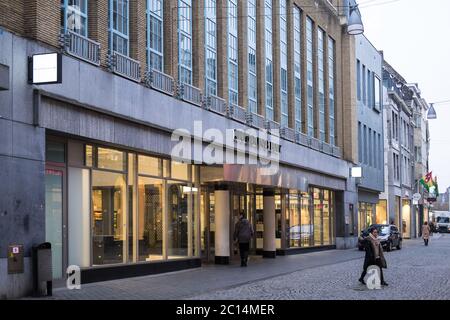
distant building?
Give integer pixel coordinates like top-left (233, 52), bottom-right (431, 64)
top-left (432, 187), bottom-right (450, 212)
top-left (380, 61), bottom-right (415, 239)
top-left (355, 35), bottom-right (385, 233)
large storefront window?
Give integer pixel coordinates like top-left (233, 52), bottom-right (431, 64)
top-left (288, 192), bottom-right (300, 248)
top-left (67, 144), bottom-right (199, 269)
top-left (358, 202), bottom-right (376, 232)
top-left (285, 188), bottom-right (333, 249)
top-left (376, 200), bottom-right (388, 225)
top-left (313, 189), bottom-right (322, 246)
top-left (92, 170), bottom-right (127, 265)
top-left (138, 177), bottom-right (163, 261)
top-left (167, 180), bottom-right (190, 258)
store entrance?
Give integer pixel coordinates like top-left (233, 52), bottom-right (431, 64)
top-left (201, 184), bottom-right (257, 263)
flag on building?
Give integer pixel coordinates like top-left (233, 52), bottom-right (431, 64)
top-left (420, 172), bottom-right (434, 192)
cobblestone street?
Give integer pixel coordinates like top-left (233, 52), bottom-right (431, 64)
top-left (43, 234), bottom-right (450, 300)
top-left (191, 234), bottom-right (450, 300)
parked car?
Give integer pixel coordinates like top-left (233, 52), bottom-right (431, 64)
top-left (358, 224), bottom-right (403, 252)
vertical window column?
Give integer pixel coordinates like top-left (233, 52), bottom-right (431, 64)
top-left (109, 0), bottom-right (129, 56)
top-left (265, 0), bottom-right (274, 120)
top-left (280, 0), bottom-right (288, 127)
top-left (247, 0), bottom-right (257, 113)
top-left (178, 0), bottom-right (192, 84)
top-left (306, 17), bottom-right (314, 136)
top-left (147, 0), bottom-right (164, 72)
top-left (293, 6), bottom-right (302, 133)
top-left (228, 0), bottom-right (239, 105)
top-left (328, 37), bottom-right (335, 145)
top-left (204, 0), bottom-right (217, 96)
top-left (318, 29), bottom-right (325, 141)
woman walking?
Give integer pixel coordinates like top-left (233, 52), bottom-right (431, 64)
top-left (359, 227), bottom-right (388, 286)
top-left (422, 222), bottom-right (431, 246)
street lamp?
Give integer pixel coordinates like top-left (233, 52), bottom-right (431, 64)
top-left (347, 4), bottom-right (364, 35)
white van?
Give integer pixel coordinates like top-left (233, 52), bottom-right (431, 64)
top-left (433, 211), bottom-right (450, 233)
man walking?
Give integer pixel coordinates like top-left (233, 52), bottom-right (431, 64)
top-left (422, 222), bottom-right (431, 246)
top-left (234, 214), bottom-right (254, 267)
top-left (359, 227), bottom-right (388, 286)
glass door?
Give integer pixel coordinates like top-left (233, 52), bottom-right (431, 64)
top-left (200, 187), bottom-right (215, 263)
top-left (45, 168), bottom-right (65, 279)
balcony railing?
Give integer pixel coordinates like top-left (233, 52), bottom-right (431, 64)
top-left (310, 137), bottom-right (322, 151)
top-left (60, 30), bottom-right (100, 66)
top-left (265, 120), bottom-right (280, 130)
top-left (296, 132), bottom-right (310, 147)
top-left (281, 127), bottom-right (296, 142)
top-left (228, 104), bottom-right (247, 123)
top-left (322, 142), bottom-right (334, 155)
top-left (179, 82), bottom-right (203, 107)
top-left (107, 51), bottom-right (141, 82)
top-left (332, 146), bottom-right (342, 158)
top-left (145, 69), bottom-right (175, 96)
top-left (246, 112), bottom-right (266, 129)
top-left (205, 95), bottom-right (227, 115)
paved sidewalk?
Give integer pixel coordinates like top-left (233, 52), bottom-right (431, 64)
top-left (42, 246), bottom-right (365, 300)
top-left (30, 234), bottom-right (447, 300)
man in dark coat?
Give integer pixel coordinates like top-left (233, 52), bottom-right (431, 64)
top-left (359, 227), bottom-right (388, 286)
top-left (234, 214), bottom-right (254, 267)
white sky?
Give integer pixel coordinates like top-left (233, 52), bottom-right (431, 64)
top-left (359, 0), bottom-right (450, 191)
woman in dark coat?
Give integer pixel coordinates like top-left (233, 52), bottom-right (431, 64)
top-left (359, 227), bottom-right (388, 286)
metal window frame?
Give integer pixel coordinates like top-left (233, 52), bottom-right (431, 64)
top-left (204, 0), bottom-right (218, 96)
top-left (178, 0), bottom-right (193, 85)
top-left (62, 0), bottom-right (89, 36)
top-left (109, 0), bottom-right (130, 56)
top-left (227, 0), bottom-right (239, 105)
top-left (147, 0), bottom-right (164, 72)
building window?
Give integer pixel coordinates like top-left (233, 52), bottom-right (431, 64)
top-left (369, 128), bottom-right (372, 167)
top-left (328, 37), bottom-right (336, 145)
top-left (280, 0), bottom-right (288, 127)
top-left (293, 6), bottom-right (302, 133)
top-left (358, 122), bottom-right (362, 163)
top-left (70, 145), bottom-right (198, 268)
top-left (265, 0), bottom-right (274, 120)
top-left (228, 0), bottom-right (239, 105)
top-left (205, 0), bottom-right (217, 96)
top-left (178, 0), bottom-right (192, 84)
top-left (378, 133), bottom-right (382, 170)
top-left (147, 0), bottom-right (163, 72)
top-left (367, 69), bottom-right (371, 107)
top-left (109, 0), bottom-right (129, 56)
top-left (248, 0), bottom-right (257, 113)
top-left (306, 17), bottom-right (314, 136)
top-left (363, 125), bottom-right (367, 164)
top-left (318, 29), bottom-right (325, 141)
top-left (357, 59), bottom-right (361, 101)
top-left (362, 64), bottom-right (366, 105)
top-left (61, 0), bottom-right (88, 36)
top-left (374, 76), bottom-right (381, 111)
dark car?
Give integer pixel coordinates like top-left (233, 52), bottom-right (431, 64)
top-left (358, 224), bottom-right (403, 252)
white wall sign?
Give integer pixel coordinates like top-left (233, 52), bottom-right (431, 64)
top-left (28, 53), bottom-right (62, 85)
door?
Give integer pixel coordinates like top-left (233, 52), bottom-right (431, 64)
top-left (45, 167), bottom-right (66, 279)
top-left (201, 187), bottom-right (215, 263)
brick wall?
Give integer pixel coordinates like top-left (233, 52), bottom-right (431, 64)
top-left (25, 0), bottom-right (60, 48)
top-left (89, 0), bottom-right (109, 68)
top-left (0, 0), bottom-right (26, 36)
top-left (129, 0), bottom-right (147, 73)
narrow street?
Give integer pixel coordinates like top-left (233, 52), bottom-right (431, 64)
top-left (43, 234), bottom-right (450, 300)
